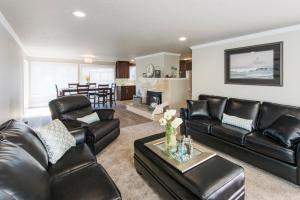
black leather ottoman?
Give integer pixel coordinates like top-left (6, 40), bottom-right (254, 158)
top-left (134, 133), bottom-right (245, 200)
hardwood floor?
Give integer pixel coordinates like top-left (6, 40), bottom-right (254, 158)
top-left (24, 101), bottom-right (151, 128)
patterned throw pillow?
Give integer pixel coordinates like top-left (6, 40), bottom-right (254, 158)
top-left (222, 113), bottom-right (253, 131)
top-left (35, 119), bottom-right (75, 164)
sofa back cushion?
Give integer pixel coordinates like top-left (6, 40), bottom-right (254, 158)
top-left (258, 102), bottom-right (300, 130)
top-left (187, 100), bottom-right (210, 119)
top-left (263, 114), bottom-right (300, 148)
top-left (225, 98), bottom-right (260, 130)
top-left (0, 139), bottom-right (51, 200)
top-left (0, 120), bottom-right (49, 169)
top-left (49, 95), bottom-right (93, 120)
top-left (198, 95), bottom-right (227, 120)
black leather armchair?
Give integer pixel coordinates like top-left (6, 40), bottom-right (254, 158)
top-left (0, 119), bottom-right (121, 200)
top-left (49, 95), bottom-right (120, 154)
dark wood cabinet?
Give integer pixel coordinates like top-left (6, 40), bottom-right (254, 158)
top-left (116, 61), bottom-right (130, 78)
top-left (116, 85), bottom-right (136, 100)
top-left (180, 60), bottom-right (192, 71)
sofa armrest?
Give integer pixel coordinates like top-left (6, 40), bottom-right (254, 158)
top-left (94, 109), bottom-right (115, 120)
top-left (61, 119), bottom-right (88, 130)
top-left (69, 128), bottom-right (86, 145)
top-left (180, 108), bottom-right (189, 135)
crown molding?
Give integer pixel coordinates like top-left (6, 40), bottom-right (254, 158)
top-left (190, 24), bottom-right (300, 50)
top-left (0, 11), bottom-right (28, 55)
top-left (135, 52), bottom-right (181, 60)
top-left (28, 55), bottom-right (117, 65)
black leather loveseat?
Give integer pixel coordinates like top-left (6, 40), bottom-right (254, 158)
top-left (181, 94), bottom-right (300, 185)
top-left (49, 95), bottom-right (120, 154)
top-left (0, 119), bottom-right (121, 200)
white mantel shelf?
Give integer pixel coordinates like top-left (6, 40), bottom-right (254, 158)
top-left (139, 78), bottom-right (189, 80)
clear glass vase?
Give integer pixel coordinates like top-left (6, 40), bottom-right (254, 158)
top-left (165, 124), bottom-right (177, 155)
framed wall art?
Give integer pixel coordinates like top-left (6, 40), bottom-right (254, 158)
top-left (225, 42), bottom-right (283, 86)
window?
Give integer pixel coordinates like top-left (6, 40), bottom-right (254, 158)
top-left (129, 66), bottom-right (136, 80)
top-left (80, 64), bottom-right (115, 85)
top-left (29, 62), bottom-right (78, 107)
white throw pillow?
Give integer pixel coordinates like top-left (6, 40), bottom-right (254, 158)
top-left (35, 119), bottom-right (76, 164)
top-left (77, 112), bottom-right (100, 124)
top-left (222, 113), bottom-right (253, 131)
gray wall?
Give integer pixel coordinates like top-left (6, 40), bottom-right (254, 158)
top-left (0, 22), bottom-right (24, 123)
top-left (135, 53), bottom-right (180, 95)
top-left (136, 54), bottom-right (164, 95)
top-left (192, 28), bottom-right (300, 106)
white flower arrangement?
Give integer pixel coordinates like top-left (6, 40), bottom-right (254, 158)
top-left (159, 109), bottom-right (183, 129)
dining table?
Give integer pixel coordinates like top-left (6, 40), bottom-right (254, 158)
top-left (60, 87), bottom-right (113, 108)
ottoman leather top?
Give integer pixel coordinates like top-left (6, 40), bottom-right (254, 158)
top-left (134, 133), bottom-right (245, 200)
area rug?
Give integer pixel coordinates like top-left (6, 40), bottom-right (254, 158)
top-left (97, 122), bottom-right (300, 200)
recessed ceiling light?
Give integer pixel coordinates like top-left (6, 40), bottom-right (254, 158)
top-left (179, 37), bottom-right (187, 41)
top-left (130, 59), bottom-right (135, 63)
top-left (72, 11), bottom-right (86, 18)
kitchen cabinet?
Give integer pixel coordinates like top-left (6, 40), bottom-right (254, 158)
top-left (116, 85), bottom-right (136, 100)
top-left (180, 60), bottom-right (192, 71)
top-left (116, 61), bottom-right (130, 78)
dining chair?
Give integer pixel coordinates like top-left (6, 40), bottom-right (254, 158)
top-left (88, 83), bottom-right (97, 106)
top-left (95, 84), bottom-right (109, 108)
top-left (109, 83), bottom-right (117, 106)
top-left (55, 84), bottom-right (63, 97)
top-left (77, 84), bottom-right (90, 97)
top-left (68, 83), bottom-right (79, 95)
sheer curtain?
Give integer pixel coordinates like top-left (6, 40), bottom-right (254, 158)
top-left (29, 62), bottom-right (78, 107)
top-left (80, 64), bottom-right (115, 85)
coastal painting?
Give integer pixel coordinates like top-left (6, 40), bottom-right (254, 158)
top-left (225, 42), bottom-right (283, 86)
top-left (230, 50), bottom-right (274, 79)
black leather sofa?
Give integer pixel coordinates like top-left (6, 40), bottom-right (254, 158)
top-left (49, 95), bottom-right (120, 154)
top-left (181, 94), bottom-right (300, 185)
top-left (0, 119), bottom-right (121, 200)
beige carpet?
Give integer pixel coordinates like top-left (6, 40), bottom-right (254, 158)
top-left (97, 122), bottom-right (300, 200)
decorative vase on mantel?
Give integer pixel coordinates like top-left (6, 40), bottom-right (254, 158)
top-left (159, 110), bottom-right (183, 155)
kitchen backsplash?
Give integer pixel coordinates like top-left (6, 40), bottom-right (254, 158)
top-left (115, 79), bottom-right (136, 86)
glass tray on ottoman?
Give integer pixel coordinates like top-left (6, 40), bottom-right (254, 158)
top-left (145, 137), bottom-right (216, 173)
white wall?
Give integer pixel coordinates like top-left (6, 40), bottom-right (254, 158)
top-left (0, 20), bottom-right (24, 123)
top-left (192, 28), bottom-right (300, 106)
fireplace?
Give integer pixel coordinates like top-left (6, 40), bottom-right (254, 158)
top-left (146, 91), bottom-right (162, 105)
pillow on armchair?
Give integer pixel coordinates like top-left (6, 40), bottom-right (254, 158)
top-left (77, 112), bottom-right (100, 124)
top-left (263, 114), bottom-right (300, 148)
top-left (187, 100), bottom-right (210, 119)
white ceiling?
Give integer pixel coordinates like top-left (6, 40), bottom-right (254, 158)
top-left (1, 0), bottom-right (300, 61)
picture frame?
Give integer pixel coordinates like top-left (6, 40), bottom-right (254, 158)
top-left (224, 42), bottom-right (283, 86)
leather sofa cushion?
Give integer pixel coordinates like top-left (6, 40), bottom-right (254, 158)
top-left (0, 140), bottom-right (51, 200)
top-left (88, 119), bottom-right (120, 141)
top-left (49, 95), bottom-right (92, 114)
top-left (225, 98), bottom-right (260, 130)
top-left (187, 100), bottom-right (210, 119)
top-left (211, 124), bottom-right (251, 146)
top-left (258, 102), bottom-right (300, 130)
top-left (199, 95), bottom-right (227, 121)
top-left (48, 144), bottom-right (96, 178)
top-left (245, 132), bottom-right (296, 164)
top-left (51, 164), bottom-right (121, 200)
top-left (0, 120), bottom-right (49, 169)
top-left (186, 119), bottom-right (220, 134)
top-left (263, 114), bottom-right (300, 148)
